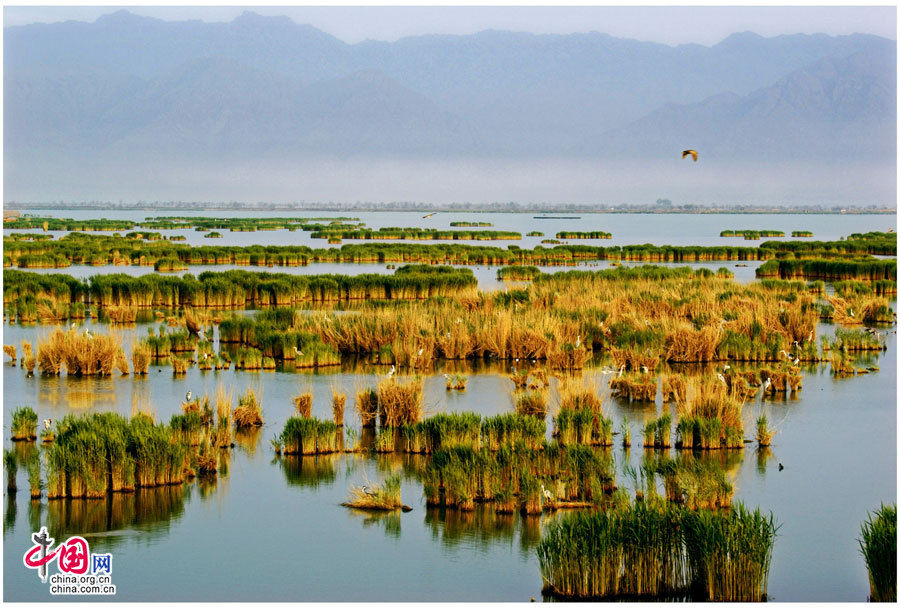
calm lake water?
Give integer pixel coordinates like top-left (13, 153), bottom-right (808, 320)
top-left (4, 210), bottom-right (894, 248)
top-left (2, 211), bottom-right (897, 601)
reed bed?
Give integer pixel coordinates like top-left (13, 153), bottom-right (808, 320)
top-left (646, 455), bottom-right (736, 509)
top-left (444, 373), bottom-right (468, 390)
top-left (537, 502), bottom-right (688, 599)
top-left (674, 377), bottom-right (745, 451)
top-left (36, 327), bottom-right (128, 376)
top-left (331, 387), bottom-right (346, 426)
top-left (555, 231), bottom-right (612, 239)
top-left (378, 377), bottom-right (424, 427)
top-left (4, 344), bottom-right (17, 364)
top-left (293, 392), bottom-right (313, 418)
top-left (132, 341), bottom-right (151, 374)
top-left (538, 501), bottom-right (776, 601)
top-left (755, 416), bottom-right (775, 447)
top-left (682, 505), bottom-right (777, 601)
top-left (497, 266), bottom-right (541, 281)
top-left (233, 388), bottom-right (264, 428)
top-left (859, 503), bottom-right (896, 602)
top-left (11, 406), bottom-right (38, 441)
top-left (280, 417), bottom-right (339, 455)
top-left (757, 258), bottom-right (896, 282)
top-left (310, 227), bottom-right (521, 240)
top-left (8, 265), bottom-right (837, 374)
top-left (421, 440), bottom-right (613, 513)
top-left (20, 341), bottom-right (35, 374)
top-left (36, 411), bottom-right (208, 497)
top-left (4, 231), bottom-right (890, 277)
top-left (514, 389), bottom-right (548, 418)
top-left (610, 373), bottom-right (657, 402)
top-left (356, 387), bottom-right (379, 427)
top-left (720, 229), bottom-right (784, 239)
top-left (214, 385), bottom-right (233, 448)
top-left (342, 474), bottom-right (404, 510)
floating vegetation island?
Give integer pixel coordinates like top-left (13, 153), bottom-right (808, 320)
top-left (309, 227), bottom-right (521, 241)
top-left (721, 229), bottom-right (785, 239)
top-left (555, 231), bottom-right (612, 239)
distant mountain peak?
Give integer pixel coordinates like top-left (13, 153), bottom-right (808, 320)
top-left (716, 30), bottom-right (765, 47)
top-left (94, 9), bottom-right (155, 26)
top-left (232, 10), bottom-right (295, 28)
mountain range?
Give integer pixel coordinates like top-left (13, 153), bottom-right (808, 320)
top-left (3, 10), bottom-right (896, 202)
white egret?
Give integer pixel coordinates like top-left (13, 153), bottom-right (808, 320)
top-left (540, 483), bottom-right (553, 502)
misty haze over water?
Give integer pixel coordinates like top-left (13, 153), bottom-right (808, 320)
top-left (4, 9), bottom-right (896, 206)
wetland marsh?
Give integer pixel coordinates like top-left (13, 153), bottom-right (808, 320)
top-left (2, 212), bottom-right (896, 602)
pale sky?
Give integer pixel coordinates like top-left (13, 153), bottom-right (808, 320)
top-left (3, 5), bottom-right (896, 46)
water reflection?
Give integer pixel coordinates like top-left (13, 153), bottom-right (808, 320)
top-left (346, 508), bottom-right (403, 539)
top-left (756, 446), bottom-right (775, 476)
top-left (45, 485), bottom-right (188, 549)
top-left (424, 505), bottom-right (541, 558)
top-left (5, 494), bottom-right (16, 533)
top-left (38, 375), bottom-right (119, 410)
top-left (234, 427), bottom-right (262, 457)
top-left (277, 454), bottom-right (339, 488)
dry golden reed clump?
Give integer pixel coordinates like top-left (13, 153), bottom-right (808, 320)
top-left (215, 385), bottom-right (233, 447)
top-left (377, 377), bottom-right (424, 427)
top-left (355, 387), bottom-right (378, 427)
top-left (36, 327), bottom-right (127, 376)
top-left (233, 387), bottom-right (264, 428)
top-left (293, 392), bottom-right (313, 418)
top-left (132, 341), bottom-right (151, 375)
top-left (21, 341), bottom-right (36, 374)
top-left (331, 387), bottom-right (346, 426)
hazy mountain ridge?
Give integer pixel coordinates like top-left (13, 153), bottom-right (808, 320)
top-left (600, 49), bottom-right (896, 160)
top-left (3, 10), bottom-right (896, 203)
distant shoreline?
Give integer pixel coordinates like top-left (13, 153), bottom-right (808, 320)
top-left (3, 203), bottom-right (895, 215)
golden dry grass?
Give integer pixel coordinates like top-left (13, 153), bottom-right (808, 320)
top-left (233, 387), bottom-right (264, 428)
top-left (293, 392), bottom-right (313, 418)
top-left (36, 327), bottom-right (127, 376)
top-left (378, 377), bottom-right (424, 427)
top-left (355, 385), bottom-right (379, 427)
top-left (131, 341), bottom-right (151, 374)
top-left (331, 387), bottom-right (346, 426)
